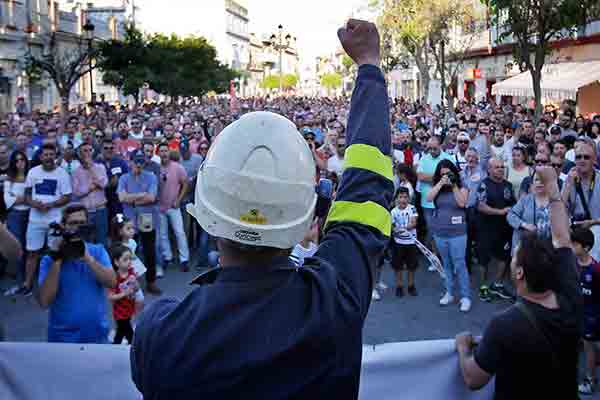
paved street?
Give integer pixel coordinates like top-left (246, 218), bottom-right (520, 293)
top-left (0, 261), bottom-right (507, 344)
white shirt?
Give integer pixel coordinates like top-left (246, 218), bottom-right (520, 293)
top-left (4, 180), bottom-right (30, 211)
top-left (126, 238), bottom-right (147, 276)
top-left (327, 154), bottom-right (344, 175)
top-left (290, 242), bottom-right (318, 266)
top-left (391, 205), bottom-right (418, 245)
top-left (25, 165), bottom-right (72, 223)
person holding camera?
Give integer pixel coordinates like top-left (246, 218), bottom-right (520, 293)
top-left (38, 204), bottom-right (116, 343)
top-left (426, 159), bottom-right (471, 312)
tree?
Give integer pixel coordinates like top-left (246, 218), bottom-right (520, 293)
top-left (427, 0), bottom-right (484, 113)
top-left (320, 72), bottom-right (343, 95)
top-left (374, 0), bottom-right (434, 101)
top-left (261, 75), bottom-right (280, 90)
top-left (26, 32), bottom-right (98, 117)
top-left (97, 26), bottom-right (149, 100)
top-left (282, 73), bottom-right (299, 89)
top-left (261, 74), bottom-right (299, 91)
top-left (100, 30), bottom-right (236, 101)
top-left (487, 0), bottom-right (598, 120)
top-left (145, 33), bottom-right (236, 99)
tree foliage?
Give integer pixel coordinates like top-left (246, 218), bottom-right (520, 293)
top-left (261, 73), bottom-right (299, 90)
top-left (99, 28), bottom-right (236, 100)
top-left (487, 0), bottom-right (599, 120)
top-left (97, 26), bottom-right (148, 98)
top-left (373, 0), bottom-right (484, 105)
top-left (26, 32), bottom-right (98, 117)
top-left (320, 73), bottom-right (343, 91)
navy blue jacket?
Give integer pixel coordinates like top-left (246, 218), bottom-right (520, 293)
top-left (130, 65), bottom-right (394, 399)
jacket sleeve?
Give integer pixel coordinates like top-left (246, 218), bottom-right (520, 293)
top-left (507, 195), bottom-right (527, 229)
top-left (314, 65), bottom-right (394, 318)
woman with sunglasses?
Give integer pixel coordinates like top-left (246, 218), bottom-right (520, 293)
top-left (507, 171), bottom-right (552, 254)
top-left (3, 151), bottom-right (31, 296)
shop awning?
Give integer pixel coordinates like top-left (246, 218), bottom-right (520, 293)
top-left (492, 60), bottom-right (600, 100)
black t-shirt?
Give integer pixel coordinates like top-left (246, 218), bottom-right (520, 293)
top-left (475, 248), bottom-right (582, 400)
top-left (477, 177), bottom-right (516, 230)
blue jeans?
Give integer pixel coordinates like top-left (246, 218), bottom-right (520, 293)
top-left (434, 234), bottom-right (470, 299)
top-left (88, 208), bottom-right (108, 248)
top-left (6, 209), bottom-right (29, 285)
top-left (196, 226), bottom-right (210, 266)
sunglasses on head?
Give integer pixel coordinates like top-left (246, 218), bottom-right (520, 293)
top-left (576, 154), bottom-right (592, 161)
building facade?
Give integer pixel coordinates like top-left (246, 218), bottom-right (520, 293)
top-left (0, 0), bottom-right (128, 115)
top-left (452, 20), bottom-right (600, 105)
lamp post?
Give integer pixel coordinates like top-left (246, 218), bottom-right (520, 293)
top-left (264, 25), bottom-right (292, 93)
top-left (82, 21), bottom-right (95, 104)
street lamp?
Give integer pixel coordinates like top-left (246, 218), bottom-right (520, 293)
top-left (263, 25), bottom-right (292, 93)
top-left (82, 21), bottom-right (95, 104)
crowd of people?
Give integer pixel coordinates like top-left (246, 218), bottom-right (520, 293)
top-left (0, 18), bottom-right (599, 398)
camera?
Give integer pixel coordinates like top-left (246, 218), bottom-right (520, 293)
top-left (444, 172), bottom-right (458, 185)
top-left (49, 222), bottom-right (87, 261)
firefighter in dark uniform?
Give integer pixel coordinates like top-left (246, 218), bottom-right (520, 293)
top-left (130, 20), bottom-right (395, 399)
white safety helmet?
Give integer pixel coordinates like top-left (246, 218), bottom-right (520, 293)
top-left (186, 111), bottom-right (317, 249)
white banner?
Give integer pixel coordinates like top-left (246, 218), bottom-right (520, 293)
top-left (0, 340), bottom-right (494, 400)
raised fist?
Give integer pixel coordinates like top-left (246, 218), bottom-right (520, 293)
top-left (337, 19), bottom-right (380, 67)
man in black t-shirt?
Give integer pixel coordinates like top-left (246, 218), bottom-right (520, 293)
top-left (456, 166), bottom-right (582, 400)
top-left (476, 157), bottom-right (516, 301)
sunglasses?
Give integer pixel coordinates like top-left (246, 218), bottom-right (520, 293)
top-left (200, 147), bottom-right (209, 151)
top-left (551, 163), bottom-right (563, 168)
top-left (576, 154), bottom-right (592, 161)
top-left (535, 159), bottom-right (549, 165)
top-left (458, 140), bottom-right (469, 144)
top-left (133, 159), bottom-right (145, 165)
top-left (95, 135), bottom-right (104, 139)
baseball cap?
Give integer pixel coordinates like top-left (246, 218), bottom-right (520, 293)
top-left (457, 132), bottom-right (470, 142)
top-left (131, 149), bottom-right (145, 163)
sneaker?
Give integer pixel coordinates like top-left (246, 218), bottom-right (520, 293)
top-left (395, 287), bottom-right (404, 298)
top-left (408, 286), bottom-right (418, 296)
top-left (156, 266), bottom-right (165, 279)
top-left (579, 377), bottom-right (595, 395)
top-left (479, 285), bottom-right (492, 302)
top-left (372, 289), bottom-right (381, 301)
top-left (3, 285), bottom-right (21, 296)
top-left (22, 286), bottom-right (33, 297)
top-left (439, 292), bottom-right (454, 306)
top-left (376, 281), bottom-right (388, 291)
top-left (489, 282), bottom-right (512, 300)
top-left (145, 283), bottom-right (162, 296)
top-left (459, 298), bottom-right (472, 312)
top-left (181, 261), bottom-right (189, 272)
top-left (428, 264), bottom-right (437, 272)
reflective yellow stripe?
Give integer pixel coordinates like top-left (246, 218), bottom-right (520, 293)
top-left (325, 200), bottom-right (391, 237)
top-left (344, 144), bottom-right (393, 181)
